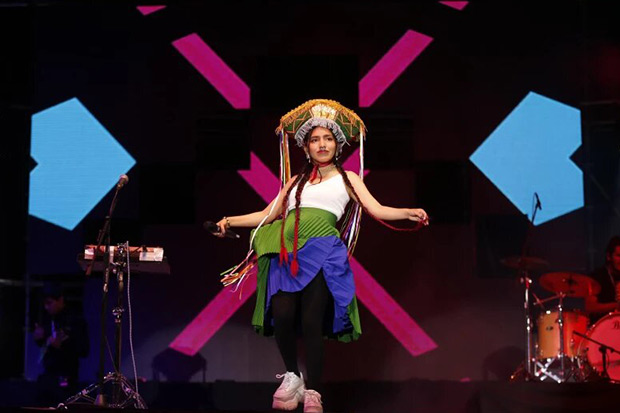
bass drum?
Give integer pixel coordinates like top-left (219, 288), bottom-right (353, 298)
top-left (578, 312), bottom-right (620, 381)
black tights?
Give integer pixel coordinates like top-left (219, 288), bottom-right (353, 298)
top-left (271, 271), bottom-right (330, 392)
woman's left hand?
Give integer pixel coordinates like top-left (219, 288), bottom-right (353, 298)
top-left (407, 208), bottom-right (429, 226)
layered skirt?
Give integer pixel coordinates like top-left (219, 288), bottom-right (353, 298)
top-left (251, 207), bottom-right (361, 342)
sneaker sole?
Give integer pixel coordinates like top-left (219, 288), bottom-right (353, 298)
top-left (272, 398), bottom-right (299, 410)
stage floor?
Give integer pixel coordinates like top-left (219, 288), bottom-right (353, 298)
top-left (3, 379), bottom-right (620, 412)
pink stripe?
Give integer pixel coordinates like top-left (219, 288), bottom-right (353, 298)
top-left (136, 5), bottom-right (167, 16)
top-left (351, 259), bottom-right (437, 356)
top-left (341, 148), bottom-right (370, 177)
top-left (439, 1), bottom-right (469, 11)
top-left (238, 152), bottom-right (280, 203)
top-left (172, 33), bottom-right (250, 109)
top-left (359, 30), bottom-right (433, 108)
top-left (170, 272), bottom-right (257, 356)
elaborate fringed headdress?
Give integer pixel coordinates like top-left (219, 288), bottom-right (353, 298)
top-left (277, 98), bottom-right (366, 158)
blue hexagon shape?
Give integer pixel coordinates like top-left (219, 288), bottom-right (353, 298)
top-left (29, 98), bottom-right (136, 230)
top-left (470, 92), bottom-right (583, 225)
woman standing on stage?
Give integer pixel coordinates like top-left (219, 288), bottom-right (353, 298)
top-left (212, 99), bottom-right (428, 413)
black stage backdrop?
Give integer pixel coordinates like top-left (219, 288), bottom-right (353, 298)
top-left (10, 0), bottom-right (620, 384)
top-left (0, 4), bottom-right (32, 379)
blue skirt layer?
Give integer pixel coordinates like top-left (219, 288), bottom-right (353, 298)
top-left (266, 235), bottom-right (355, 334)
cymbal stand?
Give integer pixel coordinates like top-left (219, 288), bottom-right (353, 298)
top-left (511, 269), bottom-right (537, 381)
top-left (522, 270), bottom-right (535, 378)
top-left (558, 293), bottom-right (566, 381)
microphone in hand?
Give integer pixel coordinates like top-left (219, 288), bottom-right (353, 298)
top-left (203, 221), bottom-right (240, 239)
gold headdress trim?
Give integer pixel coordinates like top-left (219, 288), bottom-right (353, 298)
top-left (276, 99), bottom-right (366, 143)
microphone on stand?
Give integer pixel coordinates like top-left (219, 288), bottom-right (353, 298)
top-left (117, 174), bottom-right (129, 189)
top-left (203, 221), bottom-right (240, 239)
top-left (534, 192), bottom-right (542, 211)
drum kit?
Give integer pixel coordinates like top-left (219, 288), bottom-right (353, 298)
top-left (506, 256), bottom-right (620, 383)
top-left (502, 194), bottom-right (620, 383)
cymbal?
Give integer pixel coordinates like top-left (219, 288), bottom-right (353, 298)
top-left (539, 272), bottom-right (601, 297)
top-left (501, 256), bottom-right (550, 271)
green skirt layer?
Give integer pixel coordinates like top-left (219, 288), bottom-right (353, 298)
top-left (250, 207), bottom-right (362, 342)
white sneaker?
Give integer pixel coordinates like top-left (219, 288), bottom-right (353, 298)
top-left (303, 389), bottom-right (323, 413)
top-left (272, 371), bottom-right (305, 410)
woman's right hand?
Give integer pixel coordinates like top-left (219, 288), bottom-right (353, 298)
top-left (215, 218), bottom-right (228, 238)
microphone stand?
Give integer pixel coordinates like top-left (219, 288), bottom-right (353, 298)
top-left (89, 182), bottom-right (124, 406)
top-left (573, 331), bottom-right (620, 380)
top-left (519, 194), bottom-right (542, 379)
top-left (60, 178), bottom-right (146, 409)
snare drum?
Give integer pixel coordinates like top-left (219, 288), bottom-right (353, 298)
top-left (536, 310), bottom-right (589, 359)
top-left (578, 312), bottom-right (620, 381)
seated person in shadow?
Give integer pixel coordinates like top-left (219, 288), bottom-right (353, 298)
top-left (34, 282), bottom-right (89, 406)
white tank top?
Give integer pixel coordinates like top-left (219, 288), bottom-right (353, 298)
top-left (287, 174), bottom-right (350, 220)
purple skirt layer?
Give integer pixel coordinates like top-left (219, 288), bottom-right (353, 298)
top-left (266, 235), bottom-right (355, 334)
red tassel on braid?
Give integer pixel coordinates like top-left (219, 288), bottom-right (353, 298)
top-left (289, 162), bottom-right (315, 275)
top-left (279, 237), bottom-right (289, 264)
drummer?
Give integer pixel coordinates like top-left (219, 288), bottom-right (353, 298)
top-left (585, 236), bottom-right (620, 321)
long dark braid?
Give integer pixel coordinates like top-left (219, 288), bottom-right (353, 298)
top-left (290, 162), bottom-right (315, 274)
top-left (279, 161), bottom-right (313, 267)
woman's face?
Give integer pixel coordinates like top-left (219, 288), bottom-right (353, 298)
top-left (305, 126), bottom-right (337, 164)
